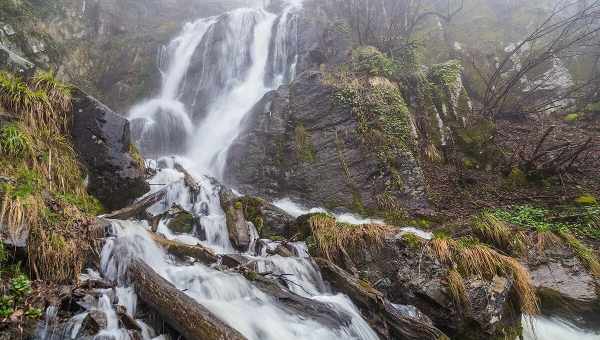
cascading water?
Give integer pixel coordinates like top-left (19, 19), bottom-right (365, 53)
top-left (37, 1), bottom-right (383, 339)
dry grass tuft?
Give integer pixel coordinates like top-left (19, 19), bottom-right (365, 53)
top-left (309, 213), bottom-right (390, 260)
top-left (472, 212), bottom-right (515, 251)
top-left (429, 235), bottom-right (540, 315)
top-left (447, 268), bottom-right (469, 310)
top-left (28, 226), bottom-right (85, 284)
top-left (501, 255), bottom-right (539, 315)
top-left (425, 142), bottom-right (443, 163)
top-left (559, 231), bottom-right (600, 277)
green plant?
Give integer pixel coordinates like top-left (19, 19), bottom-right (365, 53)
top-left (352, 46), bottom-right (398, 77)
top-left (0, 123), bottom-right (31, 158)
top-left (563, 113), bottom-right (580, 122)
top-left (429, 60), bottom-right (462, 89)
top-left (25, 307), bottom-right (43, 319)
top-left (0, 295), bottom-right (14, 318)
top-left (10, 274), bottom-right (32, 298)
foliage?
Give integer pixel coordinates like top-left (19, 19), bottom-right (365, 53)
top-left (0, 123), bottom-right (31, 158)
top-left (428, 60), bottom-right (462, 89)
top-left (430, 234), bottom-right (539, 315)
top-left (294, 123), bottom-right (316, 163)
top-left (307, 214), bottom-right (389, 261)
top-left (492, 205), bottom-right (600, 277)
top-left (0, 70), bottom-right (100, 284)
top-left (352, 46), bottom-right (398, 78)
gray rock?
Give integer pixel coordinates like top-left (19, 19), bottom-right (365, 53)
top-left (225, 70), bottom-right (429, 214)
top-left (70, 88), bottom-right (149, 210)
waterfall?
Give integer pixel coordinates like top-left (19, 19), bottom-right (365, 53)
top-left (38, 1), bottom-right (381, 339)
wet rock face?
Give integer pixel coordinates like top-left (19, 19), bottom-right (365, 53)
top-left (528, 246), bottom-right (600, 328)
top-left (225, 70), bottom-right (428, 214)
top-left (344, 234), bottom-right (517, 338)
top-left (71, 88), bottom-right (149, 211)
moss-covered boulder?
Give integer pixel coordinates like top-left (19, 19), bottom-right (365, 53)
top-left (166, 209), bottom-right (195, 234)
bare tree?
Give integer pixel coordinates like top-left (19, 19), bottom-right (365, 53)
top-left (326, 0), bottom-right (464, 53)
top-left (472, 0), bottom-right (600, 117)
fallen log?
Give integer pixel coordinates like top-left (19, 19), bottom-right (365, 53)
top-left (150, 233), bottom-right (218, 264)
top-left (315, 258), bottom-right (448, 340)
top-left (130, 259), bottom-right (247, 340)
top-left (103, 189), bottom-right (167, 220)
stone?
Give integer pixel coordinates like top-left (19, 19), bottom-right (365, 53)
top-left (70, 88), bottom-right (149, 210)
top-left (225, 70), bottom-right (429, 215)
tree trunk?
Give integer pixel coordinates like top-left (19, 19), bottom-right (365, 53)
top-left (129, 259), bottom-right (247, 340)
top-left (103, 189), bottom-right (167, 220)
top-left (149, 233), bottom-right (218, 264)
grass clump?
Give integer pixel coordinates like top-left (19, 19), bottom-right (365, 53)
top-left (306, 213), bottom-right (390, 261)
top-left (294, 123), bottom-right (316, 163)
top-left (0, 123), bottom-right (31, 158)
top-left (491, 205), bottom-right (600, 277)
top-left (447, 269), bottom-right (469, 311)
top-left (557, 230), bottom-right (600, 277)
top-left (0, 70), bottom-right (99, 284)
top-left (430, 234), bottom-right (539, 315)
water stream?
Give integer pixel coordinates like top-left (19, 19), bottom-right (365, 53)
top-left (36, 0), bottom-right (600, 339)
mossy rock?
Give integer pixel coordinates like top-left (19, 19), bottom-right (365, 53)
top-left (235, 196), bottom-right (266, 235)
top-left (167, 211), bottom-right (194, 234)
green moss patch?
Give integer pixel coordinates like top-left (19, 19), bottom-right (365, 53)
top-left (167, 211), bottom-right (195, 234)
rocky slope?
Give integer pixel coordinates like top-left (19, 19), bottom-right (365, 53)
top-left (0, 0), bottom-right (250, 111)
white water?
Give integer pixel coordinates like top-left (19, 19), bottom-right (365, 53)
top-left (524, 316), bottom-right (600, 340)
top-left (54, 1), bottom-right (380, 339)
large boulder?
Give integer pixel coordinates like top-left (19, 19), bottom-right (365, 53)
top-left (71, 88), bottom-right (149, 210)
top-left (336, 232), bottom-right (519, 338)
top-left (225, 70), bottom-right (429, 215)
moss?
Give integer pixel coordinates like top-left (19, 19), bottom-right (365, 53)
top-left (56, 192), bottom-right (104, 216)
top-left (428, 60), bottom-right (462, 89)
top-left (167, 212), bottom-right (194, 234)
top-left (236, 196), bottom-right (266, 236)
top-left (506, 167), bottom-right (528, 187)
top-left (294, 123), bottom-right (316, 163)
top-left (352, 46), bottom-right (398, 77)
top-left (402, 233), bottom-right (423, 249)
top-left (563, 113), bottom-right (580, 122)
top-left (575, 194), bottom-right (597, 206)
top-left (128, 143), bottom-right (144, 169)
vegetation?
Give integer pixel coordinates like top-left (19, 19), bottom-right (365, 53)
top-left (304, 213), bottom-right (390, 261)
top-left (430, 234), bottom-right (539, 315)
top-left (0, 247), bottom-right (43, 324)
top-left (475, 205), bottom-right (600, 277)
top-left (0, 70), bottom-right (101, 284)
